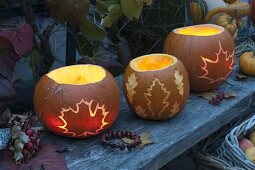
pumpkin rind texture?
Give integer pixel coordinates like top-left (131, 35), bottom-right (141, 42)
top-left (189, 0), bottom-right (208, 24)
top-left (33, 65), bottom-right (120, 138)
top-left (239, 52), bottom-right (255, 76)
top-left (163, 24), bottom-right (236, 92)
top-left (123, 54), bottom-right (190, 120)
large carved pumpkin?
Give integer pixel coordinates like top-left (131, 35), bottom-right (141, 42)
top-left (123, 54), bottom-right (190, 120)
top-left (250, 0), bottom-right (255, 26)
top-left (163, 24), bottom-right (235, 92)
top-left (33, 64), bottom-right (120, 138)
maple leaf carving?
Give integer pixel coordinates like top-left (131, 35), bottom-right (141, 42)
top-left (198, 41), bottom-right (235, 84)
top-left (126, 72), bottom-right (138, 103)
top-left (58, 99), bottom-right (109, 137)
top-left (144, 78), bottom-right (170, 118)
top-left (135, 105), bottom-right (146, 118)
top-left (174, 70), bottom-right (184, 96)
top-left (169, 102), bottom-right (180, 118)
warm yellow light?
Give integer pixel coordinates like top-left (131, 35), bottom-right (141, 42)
top-left (47, 65), bottom-right (106, 85)
top-left (175, 25), bottom-right (222, 36)
top-left (131, 54), bottom-right (175, 71)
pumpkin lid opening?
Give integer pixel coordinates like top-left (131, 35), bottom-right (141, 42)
top-left (46, 65), bottom-right (106, 85)
top-left (130, 54), bottom-right (177, 72)
top-left (174, 24), bottom-right (223, 36)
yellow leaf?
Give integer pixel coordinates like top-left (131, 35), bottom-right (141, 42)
top-left (137, 132), bottom-right (154, 148)
top-left (174, 70), bottom-right (184, 96)
top-left (197, 91), bottom-right (218, 100)
top-left (224, 92), bottom-right (237, 99)
top-left (126, 72), bottom-right (138, 103)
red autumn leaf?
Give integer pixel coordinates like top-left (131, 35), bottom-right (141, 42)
top-left (0, 143), bottom-right (68, 170)
top-left (198, 41), bottom-right (235, 84)
top-left (58, 100), bottom-right (109, 137)
top-left (0, 24), bottom-right (33, 57)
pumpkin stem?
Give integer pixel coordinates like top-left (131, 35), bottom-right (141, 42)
top-left (231, 9), bottom-right (237, 22)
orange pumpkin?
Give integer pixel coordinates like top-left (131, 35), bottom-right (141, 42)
top-left (163, 24), bottom-right (236, 92)
top-left (123, 54), bottom-right (190, 120)
top-left (239, 52), bottom-right (255, 76)
top-left (33, 64), bottom-right (120, 138)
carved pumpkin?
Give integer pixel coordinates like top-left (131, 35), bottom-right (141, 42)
top-left (163, 24), bottom-right (236, 92)
top-left (123, 54), bottom-right (189, 120)
top-left (239, 52), bottom-right (255, 76)
top-left (33, 64), bottom-right (120, 138)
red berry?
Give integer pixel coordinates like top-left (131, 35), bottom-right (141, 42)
top-left (22, 149), bottom-right (28, 157)
top-left (30, 135), bottom-right (38, 143)
top-left (25, 142), bottom-right (33, 150)
top-left (25, 129), bottom-right (34, 137)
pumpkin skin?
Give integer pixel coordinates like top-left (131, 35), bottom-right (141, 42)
top-left (123, 54), bottom-right (190, 120)
top-left (239, 52), bottom-right (255, 76)
top-left (163, 24), bottom-right (236, 92)
top-left (189, 0), bottom-right (208, 25)
top-left (33, 64), bottom-right (120, 138)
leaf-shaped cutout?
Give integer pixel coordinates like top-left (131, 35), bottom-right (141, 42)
top-left (144, 78), bottom-right (170, 117)
top-left (171, 102), bottom-right (180, 115)
top-left (126, 73), bottom-right (138, 103)
top-left (58, 99), bottom-right (109, 137)
top-left (174, 70), bottom-right (184, 96)
top-left (198, 41), bottom-right (235, 84)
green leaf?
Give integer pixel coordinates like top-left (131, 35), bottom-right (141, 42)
top-left (120, 0), bottom-right (142, 19)
top-left (46, 0), bottom-right (90, 25)
top-left (136, 0), bottom-right (153, 5)
top-left (79, 18), bottom-right (107, 41)
top-left (29, 49), bottom-right (41, 77)
top-left (96, 0), bottom-right (119, 13)
top-left (76, 34), bottom-right (94, 56)
top-left (103, 4), bottom-right (122, 27)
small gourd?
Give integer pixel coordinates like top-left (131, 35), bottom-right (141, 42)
top-left (215, 14), bottom-right (238, 37)
top-left (239, 51), bottom-right (255, 76)
top-left (189, 0), bottom-right (208, 24)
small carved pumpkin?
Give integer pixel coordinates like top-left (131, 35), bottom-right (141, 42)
top-left (164, 24), bottom-right (236, 91)
top-left (123, 54), bottom-right (190, 120)
top-left (215, 14), bottom-right (238, 38)
top-left (239, 52), bottom-right (255, 76)
top-left (33, 64), bottom-right (120, 138)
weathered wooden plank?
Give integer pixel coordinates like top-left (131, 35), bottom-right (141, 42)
top-left (42, 67), bottom-right (255, 170)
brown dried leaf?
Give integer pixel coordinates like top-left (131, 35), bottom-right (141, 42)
top-left (224, 92), bottom-right (237, 99)
top-left (122, 132), bottom-right (154, 148)
top-left (137, 132), bottom-right (154, 148)
top-left (235, 73), bottom-right (249, 81)
top-left (197, 91), bottom-right (218, 100)
top-left (0, 143), bottom-right (67, 169)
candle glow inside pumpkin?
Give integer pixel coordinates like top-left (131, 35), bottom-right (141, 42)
top-left (47, 65), bottom-right (106, 85)
top-left (131, 55), bottom-right (176, 71)
top-left (176, 25), bottom-right (222, 36)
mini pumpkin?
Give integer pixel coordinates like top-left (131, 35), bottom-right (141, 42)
top-left (239, 52), bottom-right (255, 76)
top-left (33, 64), bottom-right (120, 138)
top-left (123, 54), bottom-right (189, 120)
top-left (164, 24), bottom-right (236, 91)
top-left (215, 13), bottom-right (238, 37)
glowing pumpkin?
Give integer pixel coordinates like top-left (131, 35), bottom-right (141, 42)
top-left (33, 64), bottom-right (120, 138)
top-left (163, 24), bottom-right (236, 92)
top-left (123, 54), bottom-right (190, 120)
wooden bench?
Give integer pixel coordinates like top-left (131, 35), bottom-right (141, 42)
top-left (42, 67), bottom-right (255, 170)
